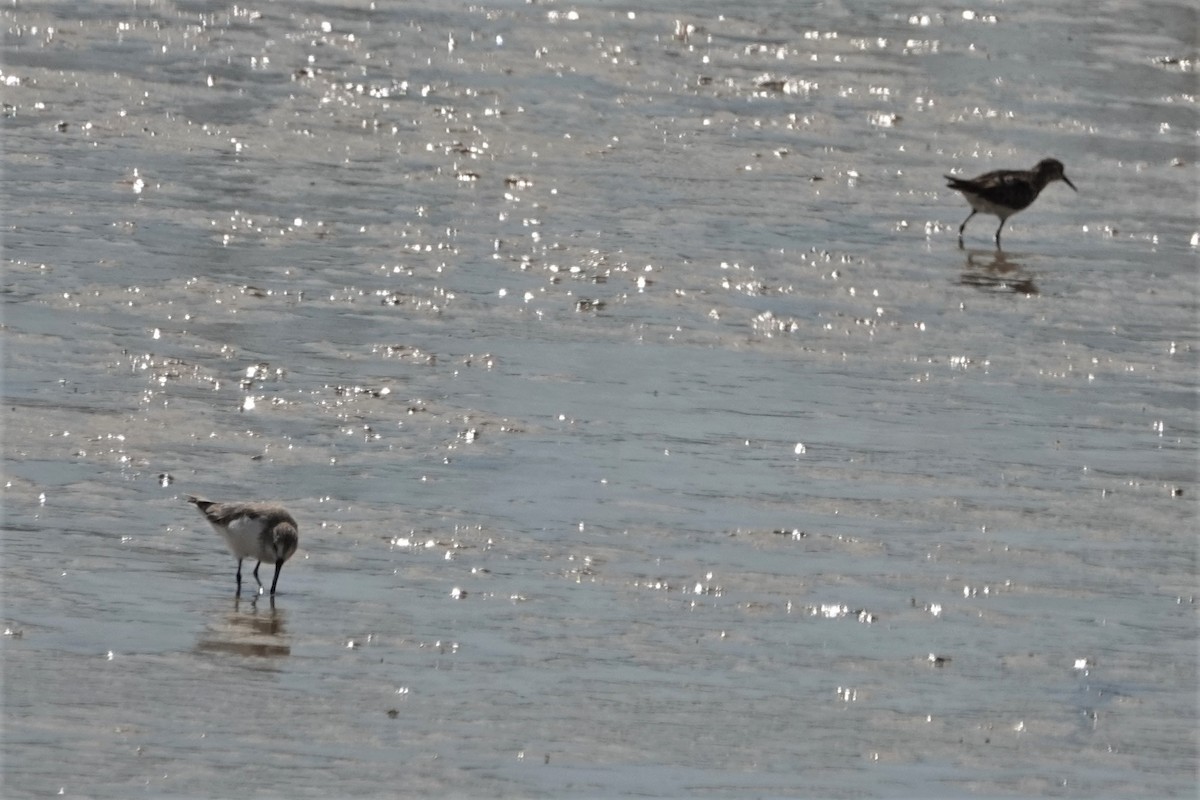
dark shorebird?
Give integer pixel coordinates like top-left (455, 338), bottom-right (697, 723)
top-left (187, 496), bottom-right (299, 596)
top-left (944, 158), bottom-right (1076, 248)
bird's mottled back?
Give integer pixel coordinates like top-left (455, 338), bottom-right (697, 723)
top-left (187, 496), bottom-right (297, 530)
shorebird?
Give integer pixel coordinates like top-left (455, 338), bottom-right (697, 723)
top-left (187, 496), bottom-right (299, 596)
top-left (944, 158), bottom-right (1076, 248)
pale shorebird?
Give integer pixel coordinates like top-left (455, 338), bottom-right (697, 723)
top-left (186, 496), bottom-right (299, 596)
top-left (944, 158), bottom-right (1077, 248)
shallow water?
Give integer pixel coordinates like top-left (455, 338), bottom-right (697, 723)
top-left (2, 1), bottom-right (1197, 797)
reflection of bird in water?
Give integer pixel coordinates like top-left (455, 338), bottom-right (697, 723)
top-left (959, 250), bottom-right (1038, 295)
top-left (945, 158), bottom-right (1076, 248)
top-left (187, 496), bottom-right (299, 596)
top-left (231, 596), bottom-right (286, 635)
top-left (196, 599), bottom-right (290, 658)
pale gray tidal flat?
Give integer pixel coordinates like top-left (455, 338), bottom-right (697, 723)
top-left (1, 1), bottom-right (1197, 798)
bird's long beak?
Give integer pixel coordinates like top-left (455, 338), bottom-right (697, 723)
top-left (1062, 174), bottom-right (1077, 192)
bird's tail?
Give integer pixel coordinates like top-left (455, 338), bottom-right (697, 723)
top-left (186, 495), bottom-right (213, 511)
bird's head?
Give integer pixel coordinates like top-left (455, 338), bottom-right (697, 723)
top-left (1037, 158), bottom-right (1076, 191)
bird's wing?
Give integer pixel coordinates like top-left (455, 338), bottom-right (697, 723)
top-left (947, 171), bottom-right (1037, 207)
top-left (199, 502), bottom-right (265, 526)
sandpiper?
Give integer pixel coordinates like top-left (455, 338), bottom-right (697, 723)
top-left (187, 496), bottom-right (299, 596)
top-left (944, 158), bottom-right (1076, 248)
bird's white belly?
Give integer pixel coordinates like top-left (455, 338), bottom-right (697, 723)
top-left (214, 516), bottom-right (268, 561)
top-left (962, 192), bottom-right (1012, 217)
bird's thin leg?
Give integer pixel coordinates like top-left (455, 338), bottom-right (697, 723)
top-left (252, 561), bottom-right (265, 594)
top-left (270, 560), bottom-right (284, 595)
top-left (958, 210), bottom-right (975, 246)
top-left (994, 218), bottom-right (1006, 249)
top-left (235, 558), bottom-right (244, 596)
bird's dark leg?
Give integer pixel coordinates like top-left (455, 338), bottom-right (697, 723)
top-left (270, 559), bottom-right (284, 595)
top-left (957, 210), bottom-right (975, 247)
top-left (235, 558), bottom-right (244, 596)
top-left (252, 561), bottom-right (265, 594)
top-left (994, 218), bottom-right (1005, 249)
